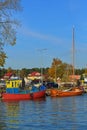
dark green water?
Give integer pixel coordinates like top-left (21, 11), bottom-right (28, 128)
top-left (0, 94), bottom-right (87, 130)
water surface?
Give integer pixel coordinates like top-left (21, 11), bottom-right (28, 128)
top-left (0, 94), bottom-right (87, 130)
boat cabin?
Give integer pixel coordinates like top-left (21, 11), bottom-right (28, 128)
top-left (6, 79), bottom-right (22, 94)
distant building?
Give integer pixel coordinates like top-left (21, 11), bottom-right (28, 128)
top-left (27, 71), bottom-right (41, 80)
top-left (4, 72), bottom-right (13, 79)
top-left (69, 75), bottom-right (80, 81)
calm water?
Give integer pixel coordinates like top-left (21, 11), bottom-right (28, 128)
top-left (0, 94), bottom-right (87, 130)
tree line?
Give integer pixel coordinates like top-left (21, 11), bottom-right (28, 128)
top-left (0, 58), bottom-right (86, 82)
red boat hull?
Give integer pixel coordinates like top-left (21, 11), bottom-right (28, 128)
top-left (2, 93), bottom-right (32, 100)
top-left (32, 90), bottom-right (46, 99)
top-left (2, 90), bottom-right (46, 101)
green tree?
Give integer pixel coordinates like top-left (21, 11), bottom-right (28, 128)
top-left (0, 0), bottom-right (22, 66)
top-left (0, 68), bottom-right (7, 78)
top-left (20, 68), bottom-right (27, 78)
top-left (0, 52), bottom-right (7, 66)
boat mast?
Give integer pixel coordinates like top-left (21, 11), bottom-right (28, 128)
top-left (72, 27), bottom-right (75, 81)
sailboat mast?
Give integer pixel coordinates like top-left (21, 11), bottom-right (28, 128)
top-left (72, 27), bottom-right (75, 80)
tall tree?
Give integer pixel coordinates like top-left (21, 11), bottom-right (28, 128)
top-left (48, 58), bottom-right (62, 81)
top-left (48, 58), bottom-right (73, 82)
top-left (0, 0), bottom-right (22, 66)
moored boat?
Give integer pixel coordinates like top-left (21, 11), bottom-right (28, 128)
top-left (1, 79), bottom-right (46, 101)
top-left (2, 90), bottom-right (46, 100)
top-left (50, 88), bottom-right (83, 97)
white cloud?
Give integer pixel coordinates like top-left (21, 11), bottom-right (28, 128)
top-left (19, 26), bottom-right (64, 44)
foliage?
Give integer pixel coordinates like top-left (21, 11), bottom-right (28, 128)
top-left (7, 67), bottom-right (13, 73)
top-left (75, 68), bottom-right (85, 75)
top-left (0, 52), bottom-right (7, 66)
top-left (20, 68), bottom-right (27, 78)
top-left (0, 68), bottom-right (7, 78)
top-left (48, 58), bottom-right (62, 81)
top-left (48, 58), bottom-right (76, 82)
top-left (0, 0), bottom-right (22, 66)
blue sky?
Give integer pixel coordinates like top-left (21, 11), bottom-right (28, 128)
top-left (4, 0), bottom-right (87, 69)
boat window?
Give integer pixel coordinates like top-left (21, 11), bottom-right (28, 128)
top-left (12, 82), bottom-right (13, 87)
top-left (15, 82), bottom-right (16, 87)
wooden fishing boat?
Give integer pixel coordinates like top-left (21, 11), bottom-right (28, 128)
top-left (50, 88), bottom-right (83, 97)
top-left (1, 79), bottom-right (46, 101)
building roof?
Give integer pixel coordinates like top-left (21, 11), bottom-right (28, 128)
top-left (4, 72), bottom-right (13, 79)
top-left (29, 71), bottom-right (41, 77)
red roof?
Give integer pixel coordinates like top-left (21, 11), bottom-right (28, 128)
top-left (29, 72), bottom-right (41, 76)
top-left (4, 72), bottom-right (13, 77)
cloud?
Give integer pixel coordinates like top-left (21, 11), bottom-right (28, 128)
top-left (19, 27), bottom-right (64, 44)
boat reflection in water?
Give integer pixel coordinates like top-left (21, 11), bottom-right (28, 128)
top-left (3, 97), bottom-right (46, 129)
top-left (0, 95), bottom-right (87, 130)
top-left (5, 101), bottom-right (20, 129)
